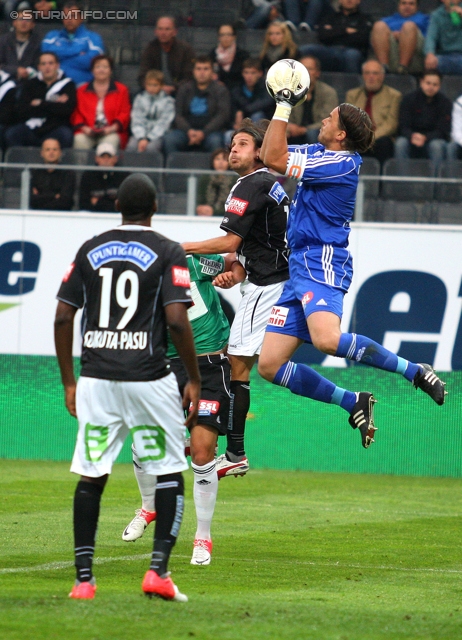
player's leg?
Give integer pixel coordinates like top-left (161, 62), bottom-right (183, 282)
top-left (126, 375), bottom-right (188, 601)
top-left (258, 282), bottom-right (377, 448)
top-left (222, 280), bottom-right (284, 474)
top-left (122, 444), bottom-right (157, 542)
top-left (190, 423), bottom-right (219, 565)
top-left (307, 311), bottom-right (446, 405)
top-left (70, 473), bottom-right (107, 599)
top-left (69, 377), bottom-right (127, 599)
top-left (225, 352), bottom-right (257, 463)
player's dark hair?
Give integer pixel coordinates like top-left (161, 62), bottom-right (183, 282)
top-left (117, 173), bottom-right (157, 220)
top-left (230, 118), bottom-right (270, 150)
top-left (39, 51), bottom-right (59, 64)
top-left (338, 103), bottom-right (375, 154)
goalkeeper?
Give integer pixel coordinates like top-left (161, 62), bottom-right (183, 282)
top-left (258, 60), bottom-right (446, 449)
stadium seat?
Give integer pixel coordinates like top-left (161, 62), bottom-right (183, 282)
top-left (3, 147), bottom-right (43, 208)
top-left (359, 0), bottom-right (396, 21)
top-left (359, 156), bottom-right (381, 221)
top-left (121, 150), bottom-right (164, 190)
top-left (385, 74), bottom-right (417, 96)
top-left (164, 152), bottom-right (212, 193)
top-left (433, 161), bottom-right (462, 224)
top-left (190, 1), bottom-right (239, 28)
top-left (237, 30), bottom-right (266, 57)
top-left (115, 65), bottom-right (140, 96)
top-left (320, 72), bottom-right (361, 104)
top-left (138, 0), bottom-right (191, 27)
top-left (440, 76), bottom-right (462, 103)
top-left (379, 158), bottom-right (435, 222)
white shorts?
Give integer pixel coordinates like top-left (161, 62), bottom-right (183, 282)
top-left (71, 373), bottom-right (188, 478)
top-left (227, 280), bottom-right (286, 357)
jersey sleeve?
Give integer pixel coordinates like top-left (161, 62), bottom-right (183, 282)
top-left (56, 246), bottom-right (86, 308)
top-left (188, 254), bottom-right (225, 283)
top-left (162, 242), bottom-right (193, 307)
top-left (286, 145), bottom-right (360, 183)
top-left (220, 178), bottom-right (267, 239)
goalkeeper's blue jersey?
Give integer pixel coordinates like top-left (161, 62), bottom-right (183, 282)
top-left (285, 143), bottom-right (362, 251)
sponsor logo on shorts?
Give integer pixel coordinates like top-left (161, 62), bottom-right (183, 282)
top-left (222, 217), bottom-right (229, 223)
top-left (268, 306), bottom-right (289, 327)
top-left (87, 241), bottom-right (158, 271)
top-left (356, 347), bottom-right (365, 362)
top-left (62, 262), bottom-right (74, 282)
top-left (189, 400), bottom-right (220, 415)
top-left (198, 400), bottom-right (220, 416)
top-left (302, 292), bottom-right (314, 307)
top-left (316, 298), bottom-right (328, 306)
top-left (83, 330), bottom-right (147, 350)
top-left (226, 197), bottom-right (248, 216)
top-left (199, 256), bottom-right (222, 276)
top-left (268, 181), bottom-right (288, 204)
top-left (172, 266), bottom-right (190, 287)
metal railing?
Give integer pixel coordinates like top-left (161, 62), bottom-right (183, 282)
top-left (1, 162), bottom-right (462, 221)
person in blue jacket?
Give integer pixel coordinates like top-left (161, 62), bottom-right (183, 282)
top-left (370, 0), bottom-right (429, 74)
top-left (41, 1), bottom-right (103, 86)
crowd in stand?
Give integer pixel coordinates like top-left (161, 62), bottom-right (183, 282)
top-left (1, 0), bottom-right (462, 212)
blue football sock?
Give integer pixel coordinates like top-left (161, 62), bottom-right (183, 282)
top-left (336, 333), bottom-right (419, 382)
top-left (273, 361), bottom-right (357, 413)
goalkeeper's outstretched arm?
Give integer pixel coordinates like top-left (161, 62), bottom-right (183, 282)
top-left (260, 118), bottom-right (289, 175)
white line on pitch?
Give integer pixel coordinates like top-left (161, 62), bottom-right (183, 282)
top-left (1, 555), bottom-right (462, 575)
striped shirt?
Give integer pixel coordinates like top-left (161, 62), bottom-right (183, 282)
top-left (285, 143), bottom-right (362, 250)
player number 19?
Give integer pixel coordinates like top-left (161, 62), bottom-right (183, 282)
top-left (98, 267), bottom-right (139, 329)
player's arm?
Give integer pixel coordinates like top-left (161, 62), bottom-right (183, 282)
top-left (54, 300), bottom-right (78, 418)
top-left (213, 254), bottom-right (246, 289)
top-left (165, 302), bottom-right (201, 429)
top-left (260, 119), bottom-right (289, 175)
top-left (181, 231), bottom-right (241, 256)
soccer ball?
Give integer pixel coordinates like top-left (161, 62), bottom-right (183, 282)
top-left (265, 59), bottom-right (311, 107)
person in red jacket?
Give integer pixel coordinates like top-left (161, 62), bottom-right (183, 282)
top-left (71, 54), bottom-right (131, 150)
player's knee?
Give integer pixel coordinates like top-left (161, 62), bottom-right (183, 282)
top-left (311, 334), bottom-right (338, 355)
top-left (257, 357), bottom-right (277, 382)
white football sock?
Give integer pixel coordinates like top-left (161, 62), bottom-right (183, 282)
top-left (132, 445), bottom-right (156, 512)
top-left (191, 460), bottom-right (218, 540)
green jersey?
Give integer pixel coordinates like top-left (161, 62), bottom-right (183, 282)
top-left (167, 254), bottom-right (230, 358)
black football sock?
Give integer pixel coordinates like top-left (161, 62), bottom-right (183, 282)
top-left (150, 473), bottom-right (184, 577)
top-left (73, 481), bottom-right (104, 582)
top-left (226, 380), bottom-right (250, 459)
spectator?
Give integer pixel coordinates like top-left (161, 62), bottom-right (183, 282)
top-left (299, 0), bottom-right (372, 73)
top-left (370, 0), bottom-right (429, 75)
top-left (241, 0), bottom-right (283, 29)
top-left (0, 3), bottom-right (41, 84)
top-left (0, 69), bottom-right (16, 149)
top-left (41, 1), bottom-right (104, 86)
top-left (78, 141), bottom-right (129, 213)
top-left (30, 137), bottom-right (75, 210)
top-left (283, 0), bottom-right (332, 32)
top-left (345, 60), bottom-right (401, 166)
top-left (228, 58), bottom-right (274, 142)
top-left (448, 92), bottom-right (462, 159)
top-left (5, 51), bottom-right (76, 148)
top-left (424, 0), bottom-right (462, 75)
top-left (163, 55), bottom-right (231, 156)
top-left (196, 148), bottom-right (237, 217)
top-left (209, 24), bottom-right (249, 92)
top-left (71, 54), bottom-right (131, 151)
top-left (394, 69), bottom-right (452, 166)
top-left (287, 55), bottom-right (338, 144)
top-left (138, 15), bottom-right (195, 94)
top-left (126, 70), bottom-right (174, 154)
top-left (259, 20), bottom-right (299, 73)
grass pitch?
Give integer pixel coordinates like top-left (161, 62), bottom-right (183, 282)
top-left (0, 460), bottom-right (461, 640)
